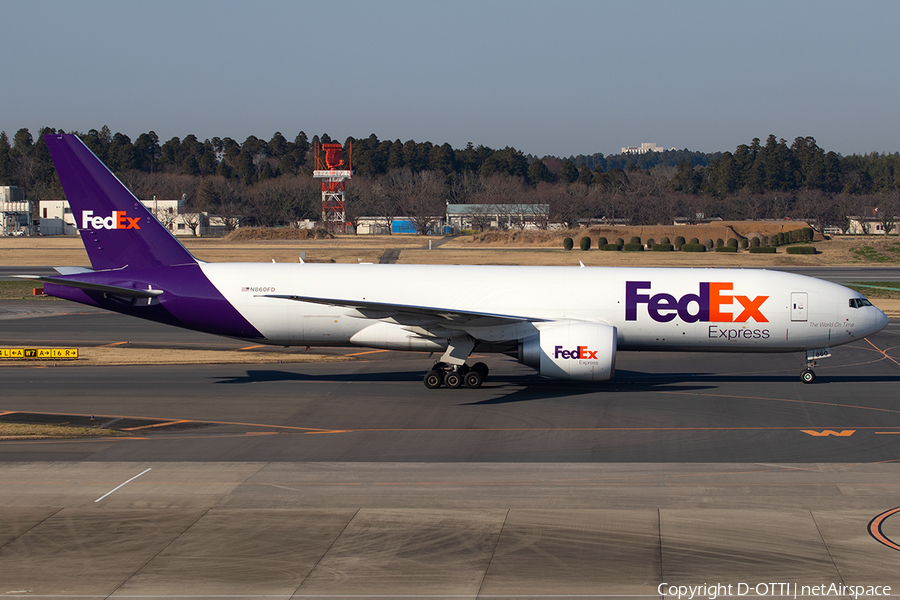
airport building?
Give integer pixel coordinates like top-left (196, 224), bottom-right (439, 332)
top-left (0, 186), bottom-right (32, 236)
top-left (620, 142), bottom-right (675, 155)
top-left (355, 203), bottom-right (552, 234)
top-left (445, 203), bottom-right (550, 231)
top-left (846, 215), bottom-right (900, 235)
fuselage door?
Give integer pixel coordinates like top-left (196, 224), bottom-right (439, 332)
top-left (791, 292), bottom-right (808, 322)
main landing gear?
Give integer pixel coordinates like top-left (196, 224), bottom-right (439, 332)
top-left (424, 361), bottom-right (489, 389)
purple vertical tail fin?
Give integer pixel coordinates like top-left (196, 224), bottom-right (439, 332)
top-left (44, 134), bottom-right (197, 271)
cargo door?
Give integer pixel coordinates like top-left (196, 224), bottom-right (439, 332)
top-left (791, 292), bottom-right (807, 322)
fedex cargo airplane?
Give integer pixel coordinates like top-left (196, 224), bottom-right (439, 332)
top-left (21, 134), bottom-right (888, 388)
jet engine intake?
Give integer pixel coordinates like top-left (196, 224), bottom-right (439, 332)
top-left (519, 322), bottom-right (617, 381)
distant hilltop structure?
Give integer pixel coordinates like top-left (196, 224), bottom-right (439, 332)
top-left (620, 142), bottom-right (675, 155)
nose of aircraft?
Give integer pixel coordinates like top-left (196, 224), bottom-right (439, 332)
top-left (871, 306), bottom-right (889, 335)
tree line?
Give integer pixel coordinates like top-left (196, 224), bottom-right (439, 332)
top-left (2, 126), bottom-right (900, 233)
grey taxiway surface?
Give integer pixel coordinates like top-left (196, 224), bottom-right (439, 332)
top-left (2, 295), bottom-right (900, 597)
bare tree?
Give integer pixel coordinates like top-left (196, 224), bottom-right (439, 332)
top-left (874, 190), bottom-right (900, 236)
top-left (246, 176), bottom-right (319, 227)
top-left (153, 205), bottom-right (178, 231)
top-left (389, 169), bottom-right (447, 234)
top-left (365, 175), bottom-right (402, 233)
top-left (793, 189), bottom-right (839, 234)
top-left (181, 211), bottom-right (204, 236)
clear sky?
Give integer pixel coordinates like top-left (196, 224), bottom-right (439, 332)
top-left (4, 0), bottom-right (899, 157)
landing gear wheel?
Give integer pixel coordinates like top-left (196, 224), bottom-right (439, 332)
top-left (444, 371), bottom-right (463, 388)
top-left (801, 369), bottom-right (816, 384)
top-left (471, 362), bottom-right (489, 377)
top-left (464, 369), bottom-right (484, 389)
top-left (424, 369), bottom-right (444, 389)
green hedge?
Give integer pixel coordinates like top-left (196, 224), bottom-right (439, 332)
top-left (602, 243), bottom-right (621, 251)
top-left (563, 237), bottom-right (573, 250)
top-left (786, 245), bottom-right (816, 254)
top-left (622, 243), bottom-right (643, 252)
top-left (651, 243), bottom-right (674, 252)
top-left (681, 243), bottom-right (706, 252)
top-left (715, 246), bottom-right (738, 252)
top-left (749, 246), bottom-right (777, 254)
top-left (579, 236), bottom-right (591, 251)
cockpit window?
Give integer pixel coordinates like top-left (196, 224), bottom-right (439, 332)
top-left (849, 298), bottom-right (873, 308)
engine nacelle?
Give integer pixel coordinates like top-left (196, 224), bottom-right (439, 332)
top-left (519, 322), bottom-right (617, 381)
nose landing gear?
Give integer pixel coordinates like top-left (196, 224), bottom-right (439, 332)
top-left (800, 366), bottom-right (816, 384)
top-left (800, 348), bottom-right (830, 384)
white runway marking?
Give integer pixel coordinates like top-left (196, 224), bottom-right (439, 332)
top-left (94, 467), bottom-right (152, 502)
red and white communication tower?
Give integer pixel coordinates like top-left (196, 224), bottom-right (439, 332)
top-left (313, 141), bottom-right (352, 233)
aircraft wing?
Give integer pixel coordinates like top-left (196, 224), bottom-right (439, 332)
top-left (15, 275), bottom-right (164, 299)
top-left (259, 294), bottom-right (543, 329)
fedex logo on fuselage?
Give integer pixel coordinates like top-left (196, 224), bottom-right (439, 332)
top-left (625, 281), bottom-right (768, 323)
top-left (81, 210), bottom-right (141, 230)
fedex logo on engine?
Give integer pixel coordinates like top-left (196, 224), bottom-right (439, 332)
top-left (81, 210), bottom-right (141, 230)
top-left (554, 345), bottom-right (598, 360)
top-left (625, 281), bottom-right (768, 323)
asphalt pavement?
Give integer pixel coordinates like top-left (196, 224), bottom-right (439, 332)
top-left (1, 286), bottom-right (900, 597)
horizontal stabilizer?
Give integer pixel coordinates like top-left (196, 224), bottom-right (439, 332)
top-left (53, 267), bottom-right (95, 276)
top-left (15, 275), bottom-right (163, 298)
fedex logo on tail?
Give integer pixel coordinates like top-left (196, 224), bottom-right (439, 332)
top-left (81, 210), bottom-right (141, 230)
top-left (625, 281), bottom-right (768, 323)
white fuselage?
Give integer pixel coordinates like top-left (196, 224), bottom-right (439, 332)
top-left (199, 263), bottom-right (887, 353)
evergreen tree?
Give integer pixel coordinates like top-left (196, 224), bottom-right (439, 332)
top-left (257, 161), bottom-right (275, 182)
top-left (242, 135), bottom-right (265, 158)
top-left (293, 131), bottom-right (310, 156)
top-left (182, 154), bottom-right (201, 176)
top-left (387, 139), bottom-right (405, 171)
top-left (268, 132), bottom-right (288, 158)
top-left (222, 137), bottom-right (241, 163)
top-left (671, 159), bottom-right (702, 194)
top-left (134, 131), bottom-right (160, 172)
top-left (402, 139), bottom-right (426, 172)
top-left (236, 148), bottom-right (256, 184)
top-left (527, 158), bottom-right (554, 184)
top-left (11, 128), bottom-right (33, 157)
top-left (559, 159), bottom-right (578, 183)
top-left (107, 132), bottom-right (135, 172)
top-left (0, 131), bottom-right (11, 184)
top-left (576, 163), bottom-right (593, 185)
top-left (32, 127), bottom-right (59, 186)
top-left (159, 137), bottom-right (183, 171)
top-left (429, 143), bottom-right (456, 174)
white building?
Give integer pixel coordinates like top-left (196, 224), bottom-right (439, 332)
top-left (620, 142), bottom-right (675, 155)
top-left (445, 203), bottom-right (550, 231)
top-left (1, 186), bottom-right (32, 236)
top-left (38, 198), bottom-right (227, 236)
top-left (846, 216), bottom-right (899, 235)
